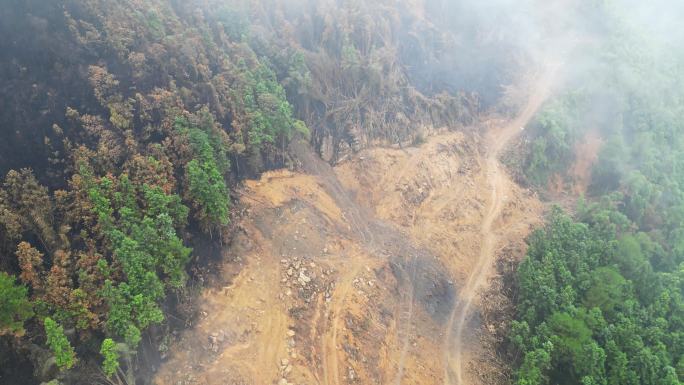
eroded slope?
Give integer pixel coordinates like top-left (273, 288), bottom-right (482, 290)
top-left (154, 144), bottom-right (540, 384)
top-left (154, 70), bottom-right (554, 385)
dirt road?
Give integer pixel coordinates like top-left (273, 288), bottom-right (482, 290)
top-left (443, 65), bottom-right (559, 385)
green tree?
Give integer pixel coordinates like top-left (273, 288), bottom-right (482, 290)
top-left (175, 115), bottom-right (231, 230)
top-left (100, 338), bottom-right (120, 378)
top-left (547, 311), bottom-right (607, 384)
top-left (44, 317), bottom-right (76, 370)
top-left (84, 172), bottom-right (191, 348)
top-left (615, 235), bottom-right (660, 304)
top-left (583, 267), bottom-right (629, 320)
top-left (0, 272), bottom-right (33, 335)
top-left (605, 339), bottom-right (638, 385)
top-left (517, 342), bottom-right (553, 385)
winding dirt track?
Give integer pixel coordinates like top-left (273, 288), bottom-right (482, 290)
top-left (444, 65), bottom-right (559, 385)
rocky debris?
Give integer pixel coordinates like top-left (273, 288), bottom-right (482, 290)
top-left (350, 270), bottom-right (380, 298)
top-left (278, 256), bottom-right (334, 304)
top-left (298, 270), bottom-right (311, 285)
top-left (207, 330), bottom-right (226, 352)
top-left (347, 366), bottom-right (357, 381)
top-left (278, 357), bottom-right (294, 384)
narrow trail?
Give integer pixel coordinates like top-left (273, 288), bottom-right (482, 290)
top-left (443, 65), bottom-right (559, 385)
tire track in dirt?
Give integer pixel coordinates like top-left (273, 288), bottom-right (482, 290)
top-left (393, 253), bottom-right (418, 385)
top-left (443, 64), bottom-right (559, 385)
top-left (319, 252), bottom-right (370, 385)
top-left (290, 141), bottom-right (433, 385)
top-left (291, 140), bottom-right (377, 385)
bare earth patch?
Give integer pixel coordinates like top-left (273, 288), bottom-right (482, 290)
top-left (154, 67), bottom-right (558, 385)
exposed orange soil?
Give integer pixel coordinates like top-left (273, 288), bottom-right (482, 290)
top-left (154, 67), bottom-right (556, 385)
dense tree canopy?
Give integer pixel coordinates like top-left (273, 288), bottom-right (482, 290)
top-left (511, 2), bottom-right (684, 384)
top-left (511, 207), bottom-right (684, 385)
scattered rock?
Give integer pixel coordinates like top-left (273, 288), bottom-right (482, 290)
top-left (298, 271), bottom-right (311, 285)
top-left (348, 366), bottom-right (356, 381)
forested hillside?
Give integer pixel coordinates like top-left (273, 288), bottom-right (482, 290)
top-left (3, 0), bottom-right (682, 384)
top-left (508, 1), bottom-right (684, 384)
top-left (0, 1), bottom-right (497, 383)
